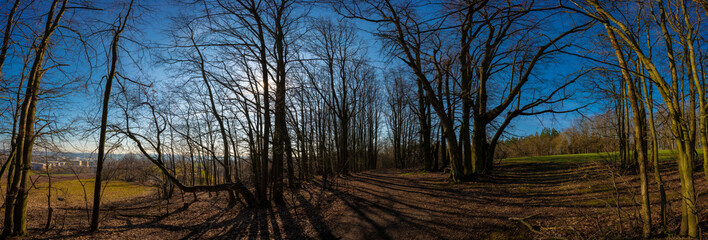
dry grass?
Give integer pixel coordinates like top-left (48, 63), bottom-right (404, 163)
top-left (34, 179), bottom-right (152, 208)
top-left (1, 177), bottom-right (152, 210)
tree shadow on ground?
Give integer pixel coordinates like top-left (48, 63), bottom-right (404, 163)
top-left (27, 187), bottom-right (337, 240)
top-left (29, 159), bottom-right (696, 240)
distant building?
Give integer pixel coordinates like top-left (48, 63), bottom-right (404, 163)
top-left (31, 163), bottom-right (47, 171)
top-left (30, 156), bottom-right (95, 172)
top-left (47, 161), bottom-right (66, 167)
top-left (67, 157), bottom-right (94, 167)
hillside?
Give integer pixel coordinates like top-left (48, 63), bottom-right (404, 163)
top-left (11, 152), bottom-right (707, 239)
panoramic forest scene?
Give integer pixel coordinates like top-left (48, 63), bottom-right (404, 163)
top-left (3, 0), bottom-right (708, 239)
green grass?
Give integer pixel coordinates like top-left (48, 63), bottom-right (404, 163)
top-left (45, 179), bottom-right (151, 206)
top-left (29, 171), bottom-right (87, 177)
top-left (501, 149), bottom-right (706, 207)
top-left (503, 152), bottom-right (608, 163)
top-left (502, 149), bottom-right (693, 164)
top-left (400, 170), bottom-right (428, 176)
top-left (2, 178), bottom-right (153, 208)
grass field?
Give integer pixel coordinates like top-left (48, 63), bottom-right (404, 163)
top-left (33, 179), bottom-right (152, 207)
top-left (502, 149), bottom-right (690, 163)
top-left (1, 176), bottom-right (153, 209)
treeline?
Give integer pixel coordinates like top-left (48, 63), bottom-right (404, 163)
top-left (496, 108), bottom-right (679, 159)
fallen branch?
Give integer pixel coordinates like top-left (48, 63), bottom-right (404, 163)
top-left (509, 214), bottom-right (568, 240)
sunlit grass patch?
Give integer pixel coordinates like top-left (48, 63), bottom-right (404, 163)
top-left (400, 170), bottom-right (427, 176)
top-left (503, 152), bottom-right (605, 163)
top-left (516, 185), bottom-right (531, 193)
top-left (1, 178), bottom-right (153, 209)
top-left (585, 183), bottom-right (614, 194)
top-left (502, 149), bottom-right (693, 164)
top-left (46, 179), bottom-right (152, 206)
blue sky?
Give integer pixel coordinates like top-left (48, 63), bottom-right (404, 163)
top-left (0, 0), bottom-right (619, 153)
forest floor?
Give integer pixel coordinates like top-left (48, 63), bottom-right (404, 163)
top-left (5, 152), bottom-right (708, 239)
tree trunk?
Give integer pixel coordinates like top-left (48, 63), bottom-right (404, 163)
top-left (0, 0), bottom-right (20, 77)
top-left (472, 120), bottom-right (490, 174)
top-left (4, 1), bottom-right (66, 236)
top-left (641, 64), bottom-right (666, 231)
top-left (257, 18), bottom-right (270, 206)
top-left (91, 3), bottom-right (132, 230)
top-left (604, 25), bottom-right (651, 237)
top-left (417, 78), bottom-right (432, 171)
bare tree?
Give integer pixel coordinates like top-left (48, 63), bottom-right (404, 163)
top-left (336, 0), bottom-right (591, 180)
top-left (602, 20), bottom-right (651, 237)
top-left (301, 18), bottom-right (367, 176)
top-left (3, 0), bottom-right (68, 236)
top-left (90, 0), bottom-right (134, 231)
top-left (566, 0), bottom-right (701, 236)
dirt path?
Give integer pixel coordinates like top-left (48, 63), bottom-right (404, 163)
top-left (326, 171), bottom-right (525, 240)
top-left (323, 162), bottom-right (593, 240)
top-left (15, 160), bottom-right (708, 239)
